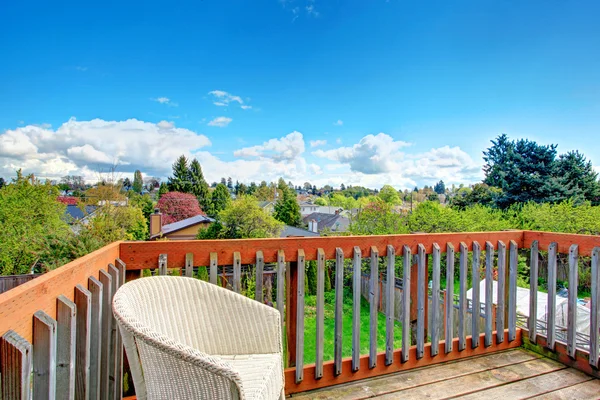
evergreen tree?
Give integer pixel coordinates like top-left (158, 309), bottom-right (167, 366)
top-left (189, 159), bottom-right (211, 211)
top-left (434, 180), bottom-right (446, 195)
top-left (210, 183), bottom-right (231, 217)
top-left (122, 177), bottom-right (132, 190)
top-left (220, 177), bottom-right (227, 185)
top-left (248, 182), bottom-right (257, 194)
top-left (167, 155), bottom-right (191, 192)
top-left (158, 182), bottom-right (168, 199)
top-left (227, 177), bottom-right (233, 189)
top-left (273, 186), bottom-right (301, 227)
top-left (132, 170), bottom-right (143, 193)
top-left (237, 183), bottom-right (248, 196)
top-left (555, 151), bottom-right (600, 205)
top-left (340, 183), bottom-right (346, 191)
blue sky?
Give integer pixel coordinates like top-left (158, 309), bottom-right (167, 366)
top-left (1, 0), bottom-right (599, 189)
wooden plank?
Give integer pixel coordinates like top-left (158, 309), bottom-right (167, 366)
top-left (209, 252), bottom-right (218, 285)
top-left (98, 270), bottom-right (112, 400)
top-left (255, 251), bottom-right (264, 302)
top-left (385, 245), bottom-right (395, 366)
top-left (529, 240), bottom-right (539, 344)
top-left (445, 243), bottom-right (455, 354)
top-left (334, 248), bottom-right (344, 375)
top-left (185, 253), bottom-right (193, 277)
top-left (296, 249), bottom-right (306, 383)
top-left (430, 243), bottom-right (441, 356)
top-left (120, 231), bottom-right (525, 268)
top-left (289, 349), bottom-right (539, 400)
top-left (528, 379), bottom-right (600, 399)
top-left (402, 245), bottom-right (411, 363)
top-left (88, 277), bottom-right (103, 400)
top-left (0, 330), bottom-right (32, 400)
top-left (74, 284), bottom-right (92, 400)
top-left (567, 244), bottom-right (579, 358)
top-left (315, 248), bottom-right (325, 378)
top-left (496, 241), bottom-right (506, 344)
top-left (459, 367), bottom-right (591, 400)
top-left (547, 242), bottom-right (558, 350)
top-left (286, 260), bottom-right (298, 368)
top-left (524, 230), bottom-right (600, 257)
top-left (107, 264), bottom-right (120, 400)
top-left (158, 254), bottom-right (167, 276)
top-left (416, 244), bottom-right (426, 359)
top-left (369, 246), bottom-right (379, 368)
top-left (277, 250), bottom-right (285, 336)
top-left (485, 241), bottom-right (494, 347)
top-left (232, 252), bottom-right (241, 293)
top-left (56, 295), bottom-right (76, 400)
top-left (471, 241), bottom-right (481, 349)
top-left (0, 242), bottom-right (120, 343)
top-left (114, 258), bottom-right (126, 399)
top-left (284, 329), bottom-right (523, 395)
top-left (591, 247), bottom-right (600, 368)
top-left (458, 242), bottom-right (468, 351)
top-left (508, 240), bottom-right (518, 342)
top-left (352, 246), bottom-right (361, 372)
top-left (33, 310), bottom-right (57, 400)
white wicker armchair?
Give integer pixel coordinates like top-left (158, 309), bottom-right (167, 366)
top-left (112, 276), bottom-right (285, 400)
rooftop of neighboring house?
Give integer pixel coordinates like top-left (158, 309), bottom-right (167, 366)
top-left (63, 205), bottom-right (98, 223)
top-left (258, 201), bottom-right (275, 208)
top-left (151, 214), bottom-right (215, 239)
top-left (302, 212), bottom-right (350, 233)
top-left (280, 225), bottom-right (320, 238)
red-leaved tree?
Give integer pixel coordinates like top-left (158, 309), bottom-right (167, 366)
top-left (156, 192), bottom-right (204, 225)
top-left (57, 196), bottom-right (78, 205)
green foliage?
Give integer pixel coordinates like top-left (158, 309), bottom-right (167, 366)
top-left (450, 183), bottom-right (503, 209)
top-left (510, 200), bottom-right (600, 235)
top-left (198, 195), bottom-right (283, 239)
top-left (132, 170), bottom-right (143, 193)
top-left (189, 158), bottom-right (211, 212)
top-left (209, 183), bottom-right (231, 217)
top-left (350, 199), bottom-right (407, 235)
top-left (483, 134), bottom-right (600, 208)
top-left (434, 180), bottom-right (446, 195)
top-left (84, 205), bottom-right (149, 242)
top-left (0, 174), bottom-right (70, 275)
top-left (196, 266), bottom-right (209, 281)
top-left (167, 155), bottom-right (191, 192)
top-left (305, 261), bottom-right (317, 295)
top-left (378, 185), bottom-right (402, 205)
top-left (314, 197), bottom-right (328, 206)
top-left (273, 186), bottom-right (301, 227)
top-left (157, 182), bottom-right (168, 199)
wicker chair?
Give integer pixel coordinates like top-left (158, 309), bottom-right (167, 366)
top-left (113, 276), bottom-right (285, 400)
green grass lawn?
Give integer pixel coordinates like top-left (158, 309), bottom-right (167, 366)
top-left (287, 289), bottom-right (403, 366)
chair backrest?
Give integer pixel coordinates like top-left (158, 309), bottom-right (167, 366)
top-left (113, 277), bottom-right (245, 400)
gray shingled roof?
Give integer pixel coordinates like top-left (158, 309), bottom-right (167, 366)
top-left (160, 214), bottom-right (215, 235)
top-left (302, 212), bottom-right (350, 233)
top-left (280, 225), bottom-right (320, 237)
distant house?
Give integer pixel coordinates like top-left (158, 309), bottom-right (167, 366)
top-left (149, 210), bottom-right (214, 240)
top-left (258, 201), bottom-right (276, 214)
top-left (299, 202), bottom-right (319, 216)
top-left (315, 206), bottom-right (344, 215)
top-left (63, 205), bottom-right (98, 233)
top-left (302, 212), bottom-right (350, 234)
top-left (280, 225), bottom-right (320, 238)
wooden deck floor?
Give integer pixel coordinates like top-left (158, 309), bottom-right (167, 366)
top-left (288, 349), bottom-right (600, 399)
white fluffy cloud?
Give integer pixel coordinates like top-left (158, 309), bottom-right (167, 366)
top-left (310, 139), bottom-right (327, 148)
top-left (334, 120), bottom-right (343, 126)
top-left (234, 131), bottom-right (305, 162)
top-left (0, 118), bottom-right (210, 181)
top-left (207, 117), bottom-right (232, 127)
top-left (151, 97), bottom-right (177, 106)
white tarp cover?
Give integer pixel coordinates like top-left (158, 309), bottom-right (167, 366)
top-left (466, 279), bottom-right (590, 337)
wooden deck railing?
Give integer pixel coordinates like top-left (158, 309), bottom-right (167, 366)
top-left (0, 231), bottom-right (598, 399)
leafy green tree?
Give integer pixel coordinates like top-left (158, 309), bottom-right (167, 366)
top-left (167, 155), bottom-right (191, 193)
top-left (84, 204), bottom-right (148, 242)
top-left (210, 183), bottom-right (231, 217)
top-left (189, 158), bottom-right (211, 211)
top-left (350, 199), bottom-right (406, 235)
top-left (273, 186), bottom-right (302, 226)
top-left (132, 170), bottom-right (143, 193)
top-left (129, 193), bottom-right (154, 229)
top-left (0, 173), bottom-right (70, 275)
top-left (314, 197), bottom-right (328, 206)
top-left (433, 180), bottom-right (446, 195)
top-left (378, 185), bottom-right (402, 205)
top-left (451, 183), bottom-right (503, 209)
top-left (198, 195), bottom-right (283, 239)
top-left (237, 182), bottom-right (248, 196)
top-left (158, 182), bottom-right (169, 199)
top-left (248, 182), bottom-right (257, 194)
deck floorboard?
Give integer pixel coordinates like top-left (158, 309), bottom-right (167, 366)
top-left (288, 349), bottom-right (600, 400)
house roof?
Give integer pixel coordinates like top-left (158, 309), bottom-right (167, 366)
top-left (64, 205), bottom-right (98, 222)
top-left (280, 225), bottom-right (320, 237)
top-left (158, 214), bottom-right (215, 237)
top-left (258, 201), bottom-right (275, 208)
top-left (302, 212), bottom-right (350, 232)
